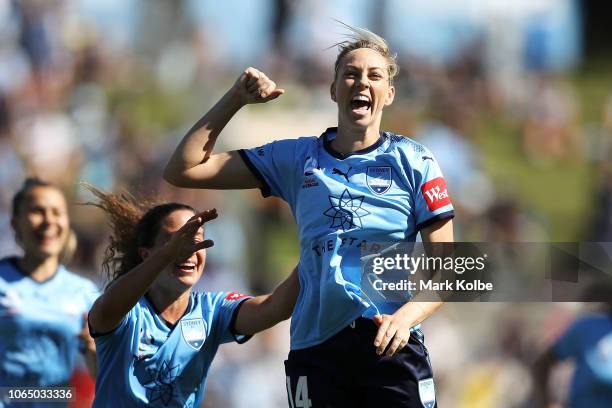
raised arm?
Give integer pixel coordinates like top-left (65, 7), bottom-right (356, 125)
top-left (89, 210), bottom-right (217, 334)
top-left (163, 68), bottom-right (284, 189)
top-left (233, 266), bottom-right (300, 335)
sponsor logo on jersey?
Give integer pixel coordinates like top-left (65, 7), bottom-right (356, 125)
top-left (225, 292), bottom-right (250, 301)
top-left (421, 177), bottom-right (451, 211)
top-left (302, 156), bottom-right (320, 188)
top-left (180, 318), bottom-right (207, 350)
top-left (302, 177), bottom-right (319, 189)
top-left (366, 166), bottom-right (392, 195)
top-left (332, 167), bottom-right (352, 183)
top-left (418, 378), bottom-right (436, 408)
top-left (323, 189), bottom-right (371, 231)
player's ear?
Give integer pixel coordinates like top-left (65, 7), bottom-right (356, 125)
top-left (330, 82), bottom-right (337, 102)
top-left (10, 217), bottom-right (22, 244)
top-left (384, 85), bottom-right (395, 107)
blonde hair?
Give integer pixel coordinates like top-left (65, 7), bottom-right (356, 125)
top-left (333, 20), bottom-right (399, 84)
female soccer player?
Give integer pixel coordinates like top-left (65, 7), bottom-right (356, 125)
top-left (85, 186), bottom-right (299, 407)
top-left (164, 24), bottom-right (453, 407)
top-left (0, 178), bottom-right (98, 406)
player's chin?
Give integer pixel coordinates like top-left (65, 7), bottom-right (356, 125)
top-left (346, 111), bottom-right (374, 128)
top-left (171, 267), bottom-right (202, 286)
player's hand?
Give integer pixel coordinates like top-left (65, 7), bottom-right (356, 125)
top-left (373, 311), bottom-right (414, 357)
top-left (232, 67), bottom-right (285, 105)
top-left (165, 209), bottom-right (217, 260)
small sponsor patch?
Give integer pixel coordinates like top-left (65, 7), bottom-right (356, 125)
top-left (421, 177), bottom-right (451, 211)
top-left (418, 378), bottom-right (436, 408)
top-left (225, 292), bottom-right (250, 301)
top-left (366, 166), bottom-right (392, 195)
top-left (180, 318), bottom-right (207, 350)
top-left (302, 177), bottom-right (319, 189)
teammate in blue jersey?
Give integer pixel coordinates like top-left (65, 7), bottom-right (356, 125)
top-left (0, 178), bottom-right (99, 407)
top-left (534, 290), bottom-right (612, 407)
top-left (164, 23), bottom-right (452, 407)
top-left (85, 186), bottom-right (299, 407)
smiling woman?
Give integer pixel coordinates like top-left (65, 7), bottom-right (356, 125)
top-left (163, 21), bottom-right (453, 407)
top-left (0, 178), bottom-right (99, 407)
top-left (83, 185), bottom-right (299, 407)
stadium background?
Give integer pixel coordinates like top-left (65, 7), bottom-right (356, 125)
top-left (0, 0), bottom-right (610, 406)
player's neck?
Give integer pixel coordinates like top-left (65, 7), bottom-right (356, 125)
top-left (334, 122), bottom-right (381, 155)
top-left (148, 287), bottom-right (191, 325)
top-left (17, 255), bottom-right (59, 282)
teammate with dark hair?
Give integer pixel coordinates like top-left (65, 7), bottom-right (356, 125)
top-left (85, 185), bottom-right (299, 407)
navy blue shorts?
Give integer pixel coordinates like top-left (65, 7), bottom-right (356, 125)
top-left (284, 318), bottom-right (437, 408)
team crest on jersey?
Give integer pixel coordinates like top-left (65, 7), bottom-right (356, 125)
top-left (366, 166), bottom-right (392, 195)
top-left (180, 318), bottom-right (207, 350)
top-left (418, 378), bottom-right (436, 408)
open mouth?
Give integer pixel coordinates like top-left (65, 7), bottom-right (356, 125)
top-left (350, 95), bottom-right (371, 113)
top-left (174, 262), bottom-right (197, 274)
top-left (35, 230), bottom-right (61, 244)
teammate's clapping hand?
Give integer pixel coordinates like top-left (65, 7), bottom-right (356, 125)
top-left (232, 67), bottom-right (285, 105)
top-left (164, 209), bottom-right (217, 260)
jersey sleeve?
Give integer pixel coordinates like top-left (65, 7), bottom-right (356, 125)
top-left (238, 139), bottom-right (301, 201)
top-left (412, 149), bottom-right (455, 231)
top-left (212, 292), bottom-right (253, 345)
top-left (89, 302), bottom-right (139, 342)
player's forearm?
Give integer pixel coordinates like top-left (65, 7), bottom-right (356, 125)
top-left (233, 295), bottom-right (277, 334)
top-left (234, 268), bottom-right (299, 334)
top-left (164, 88), bottom-right (244, 185)
top-left (89, 246), bottom-right (174, 333)
top-left (84, 348), bottom-right (98, 378)
top-left (397, 300), bottom-right (443, 328)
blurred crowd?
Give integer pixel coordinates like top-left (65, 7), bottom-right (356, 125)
top-left (1, 0), bottom-right (611, 407)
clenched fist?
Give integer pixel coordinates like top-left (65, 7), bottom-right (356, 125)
top-left (232, 67), bottom-right (284, 105)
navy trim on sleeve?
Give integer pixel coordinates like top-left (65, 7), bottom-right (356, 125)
top-left (238, 149), bottom-right (272, 198)
top-left (229, 298), bottom-right (253, 344)
top-left (416, 210), bottom-right (455, 231)
top-left (88, 313), bottom-right (125, 339)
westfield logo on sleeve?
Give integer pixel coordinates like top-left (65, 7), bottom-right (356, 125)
top-left (421, 177), bottom-right (451, 211)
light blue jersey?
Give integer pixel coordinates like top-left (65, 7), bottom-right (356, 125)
top-left (92, 291), bottom-right (250, 408)
top-left (0, 257), bottom-right (99, 406)
top-left (554, 313), bottom-right (612, 407)
top-left (240, 128), bottom-right (454, 349)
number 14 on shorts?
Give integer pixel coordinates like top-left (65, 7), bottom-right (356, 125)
top-left (286, 376), bottom-right (312, 408)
